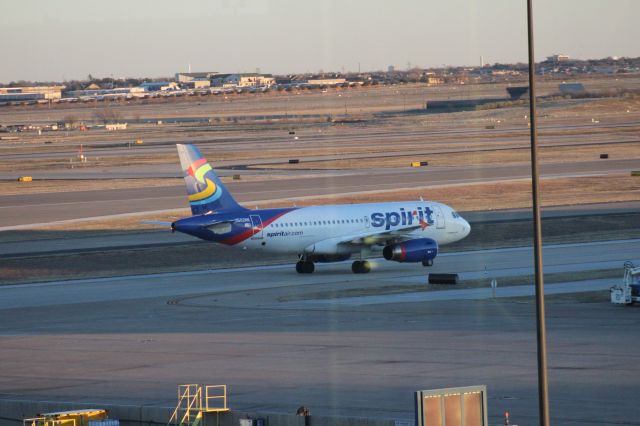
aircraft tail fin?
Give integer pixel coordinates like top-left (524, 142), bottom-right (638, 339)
top-left (176, 144), bottom-right (244, 215)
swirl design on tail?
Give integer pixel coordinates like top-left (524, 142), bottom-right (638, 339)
top-left (187, 158), bottom-right (222, 205)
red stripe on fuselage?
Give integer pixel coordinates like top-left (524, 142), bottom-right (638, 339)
top-left (221, 209), bottom-right (294, 245)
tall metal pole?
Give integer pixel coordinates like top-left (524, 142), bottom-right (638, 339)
top-left (526, 1), bottom-right (550, 425)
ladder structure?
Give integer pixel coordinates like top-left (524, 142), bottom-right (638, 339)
top-left (168, 384), bottom-right (229, 426)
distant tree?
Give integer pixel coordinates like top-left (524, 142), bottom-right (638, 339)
top-left (64, 80), bottom-right (84, 91)
top-left (125, 78), bottom-right (143, 87)
top-left (63, 115), bottom-right (80, 129)
top-left (94, 107), bottom-right (122, 124)
top-left (407, 67), bottom-right (423, 82)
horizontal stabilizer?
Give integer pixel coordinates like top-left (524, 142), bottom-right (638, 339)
top-left (141, 220), bottom-right (172, 227)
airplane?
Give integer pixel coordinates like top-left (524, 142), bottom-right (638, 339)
top-left (169, 144), bottom-right (471, 274)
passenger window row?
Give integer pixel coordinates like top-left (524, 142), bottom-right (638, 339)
top-left (270, 218), bottom-right (365, 228)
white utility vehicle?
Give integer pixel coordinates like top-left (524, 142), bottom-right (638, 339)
top-left (610, 261), bottom-right (640, 306)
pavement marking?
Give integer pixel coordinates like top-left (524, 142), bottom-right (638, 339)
top-left (288, 279), bottom-right (614, 307)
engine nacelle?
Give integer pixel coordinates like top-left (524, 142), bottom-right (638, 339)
top-left (383, 238), bottom-right (438, 263)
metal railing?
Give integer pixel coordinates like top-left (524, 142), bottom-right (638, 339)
top-left (168, 384), bottom-right (202, 426)
top-left (168, 384), bottom-right (229, 426)
top-left (205, 385), bottom-right (228, 411)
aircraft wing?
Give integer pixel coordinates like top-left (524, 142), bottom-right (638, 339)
top-left (336, 221), bottom-right (429, 247)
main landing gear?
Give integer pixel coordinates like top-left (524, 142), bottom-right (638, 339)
top-left (422, 259), bottom-right (434, 267)
top-left (295, 256), bottom-right (372, 274)
top-left (296, 260), bottom-right (315, 274)
top-left (351, 260), bottom-right (371, 274)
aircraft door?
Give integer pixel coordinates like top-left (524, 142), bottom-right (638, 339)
top-left (250, 214), bottom-right (263, 239)
top-left (364, 215), bottom-right (370, 228)
top-left (434, 206), bottom-right (446, 229)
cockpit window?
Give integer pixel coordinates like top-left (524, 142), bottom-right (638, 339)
top-left (451, 211), bottom-right (460, 218)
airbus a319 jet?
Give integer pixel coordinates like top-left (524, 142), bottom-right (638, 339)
top-left (169, 144), bottom-right (470, 274)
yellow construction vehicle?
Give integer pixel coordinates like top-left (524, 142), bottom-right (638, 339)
top-left (23, 409), bottom-right (109, 426)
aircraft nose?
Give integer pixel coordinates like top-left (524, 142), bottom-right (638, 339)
top-left (461, 217), bottom-right (471, 237)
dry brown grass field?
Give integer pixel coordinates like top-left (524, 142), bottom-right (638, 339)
top-left (2, 75), bottom-right (639, 232)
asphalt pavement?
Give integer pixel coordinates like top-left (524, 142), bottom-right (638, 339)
top-left (1, 239), bottom-right (639, 424)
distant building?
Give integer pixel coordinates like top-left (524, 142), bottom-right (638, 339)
top-left (139, 82), bottom-right (179, 91)
top-left (306, 78), bottom-right (346, 86)
top-left (181, 80), bottom-right (211, 89)
top-left (0, 86), bottom-right (64, 100)
top-left (491, 70), bottom-right (521, 76)
top-left (65, 87), bottom-right (145, 98)
top-left (209, 74), bottom-right (232, 87)
top-left (210, 73), bottom-right (275, 88)
top-left (546, 54), bottom-right (570, 63)
top-left (230, 73), bottom-right (275, 87)
top-left (0, 93), bottom-right (44, 103)
top-left (275, 77), bottom-right (292, 86)
top-left (175, 72), bottom-right (221, 83)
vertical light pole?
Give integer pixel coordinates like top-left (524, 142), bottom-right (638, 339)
top-left (526, 0), bottom-right (550, 425)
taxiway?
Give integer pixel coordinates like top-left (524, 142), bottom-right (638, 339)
top-left (1, 239), bottom-right (639, 424)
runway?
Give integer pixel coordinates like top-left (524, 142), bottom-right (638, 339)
top-left (1, 158), bottom-right (638, 228)
top-left (2, 121), bottom-right (639, 163)
top-left (1, 239), bottom-right (639, 424)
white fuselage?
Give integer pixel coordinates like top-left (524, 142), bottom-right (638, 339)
top-left (236, 201), bottom-right (470, 254)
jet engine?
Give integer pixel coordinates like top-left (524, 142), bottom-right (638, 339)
top-left (383, 238), bottom-right (438, 263)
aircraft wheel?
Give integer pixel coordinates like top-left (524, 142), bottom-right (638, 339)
top-left (303, 261), bottom-right (315, 273)
top-left (297, 260), bottom-right (315, 274)
top-left (422, 259), bottom-right (434, 267)
top-left (352, 261), bottom-right (371, 274)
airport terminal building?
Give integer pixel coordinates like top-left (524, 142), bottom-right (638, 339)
top-left (0, 86), bottom-right (64, 103)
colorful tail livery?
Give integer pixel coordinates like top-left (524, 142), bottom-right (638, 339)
top-left (171, 144), bottom-right (470, 274)
top-left (177, 144), bottom-right (244, 215)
